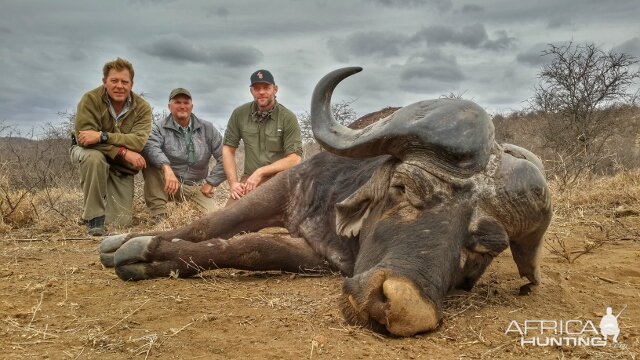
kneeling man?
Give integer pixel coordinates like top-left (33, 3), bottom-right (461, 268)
top-left (142, 88), bottom-right (226, 219)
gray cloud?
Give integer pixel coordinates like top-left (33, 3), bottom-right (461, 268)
top-left (613, 37), bottom-right (640, 57)
top-left (366, 0), bottom-right (452, 11)
top-left (140, 34), bottom-right (211, 63)
top-left (412, 24), bottom-right (516, 51)
top-left (69, 49), bottom-right (87, 62)
top-left (399, 51), bottom-right (465, 93)
top-left (516, 43), bottom-right (557, 66)
top-left (0, 0), bottom-right (637, 135)
top-left (483, 30), bottom-right (517, 51)
top-left (459, 4), bottom-right (483, 14)
top-left (328, 32), bottom-right (409, 62)
top-left (212, 46), bottom-right (264, 67)
top-left (139, 34), bottom-right (262, 67)
top-left (547, 16), bottom-right (573, 29)
top-left (207, 6), bottom-right (230, 17)
top-left (128, 0), bottom-right (175, 4)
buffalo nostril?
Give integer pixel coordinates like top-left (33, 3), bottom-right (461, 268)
top-left (347, 295), bottom-right (360, 313)
top-left (367, 296), bottom-right (389, 326)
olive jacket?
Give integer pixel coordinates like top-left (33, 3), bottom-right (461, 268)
top-left (73, 85), bottom-right (152, 174)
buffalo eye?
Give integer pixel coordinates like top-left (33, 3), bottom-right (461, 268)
top-left (388, 180), bottom-right (406, 203)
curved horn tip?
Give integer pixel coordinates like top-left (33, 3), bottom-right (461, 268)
top-left (344, 66), bottom-right (363, 77)
top-left (329, 66), bottom-right (363, 78)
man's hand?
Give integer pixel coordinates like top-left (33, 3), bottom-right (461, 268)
top-left (162, 165), bottom-right (179, 195)
top-left (244, 168), bottom-right (265, 194)
top-left (200, 183), bottom-right (215, 198)
top-left (243, 154), bottom-right (301, 195)
top-left (229, 181), bottom-right (246, 200)
top-left (77, 130), bottom-right (101, 146)
top-left (123, 150), bottom-right (146, 170)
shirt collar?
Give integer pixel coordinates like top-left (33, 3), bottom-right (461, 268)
top-left (171, 116), bottom-right (192, 131)
top-left (251, 101), bottom-right (277, 123)
top-left (104, 92), bottom-right (132, 123)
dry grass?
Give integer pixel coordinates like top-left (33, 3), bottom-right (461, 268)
top-left (551, 169), bottom-right (640, 210)
top-left (2, 167), bottom-right (638, 237)
top-left (544, 170), bottom-right (640, 264)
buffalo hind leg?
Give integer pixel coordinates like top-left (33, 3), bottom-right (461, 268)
top-left (113, 233), bottom-right (330, 281)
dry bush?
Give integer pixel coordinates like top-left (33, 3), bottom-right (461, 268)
top-left (526, 41), bottom-right (640, 188)
top-left (0, 120), bottom-right (80, 233)
top-left (0, 113), bottom-right (237, 236)
top-left (493, 105), bottom-right (640, 191)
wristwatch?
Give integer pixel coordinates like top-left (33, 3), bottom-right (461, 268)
top-left (100, 131), bottom-right (109, 144)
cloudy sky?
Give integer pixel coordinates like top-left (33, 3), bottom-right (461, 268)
top-left (1, 0), bottom-right (639, 136)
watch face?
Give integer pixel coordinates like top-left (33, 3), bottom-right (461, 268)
top-left (101, 132), bottom-right (108, 143)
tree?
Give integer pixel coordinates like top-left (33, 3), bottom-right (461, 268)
top-left (530, 41), bottom-right (640, 186)
top-left (297, 99), bottom-right (358, 144)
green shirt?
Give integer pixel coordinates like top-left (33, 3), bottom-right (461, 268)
top-left (224, 101), bottom-right (302, 176)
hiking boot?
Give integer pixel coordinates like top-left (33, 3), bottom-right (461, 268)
top-left (87, 215), bottom-right (105, 236)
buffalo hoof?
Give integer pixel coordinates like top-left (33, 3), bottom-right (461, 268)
top-left (113, 236), bottom-right (191, 281)
top-left (518, 282), bottom-right (536, 296)
top-left (113, 236), bottom-right (156, 280)
top-left (98, 233), bottom-right (129, 268)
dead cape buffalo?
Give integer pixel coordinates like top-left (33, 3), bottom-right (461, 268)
top-left (99, 67), bottom-right (552, 337)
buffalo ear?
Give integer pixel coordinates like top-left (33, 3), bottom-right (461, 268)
top-left (335, 187), bottom-right (372, 238)
top-left (466, 210), bottom-right (509, 256)
top-left (456, 210), bottom-right (509, 291)
top-left (335, 164), bottom-right (393, 238)
top-left (335, 162), bottom-right (394, 238)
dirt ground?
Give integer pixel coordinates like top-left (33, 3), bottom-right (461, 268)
top-left (1, 182), bottom-right (639, 359)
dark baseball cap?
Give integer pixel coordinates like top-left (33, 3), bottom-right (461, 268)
top-left (169, 87), bottom-right (192, 100)
top-left (250, 70), bottom-right (275, 86)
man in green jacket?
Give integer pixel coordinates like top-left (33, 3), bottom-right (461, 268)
top-left (222, 69), bottom-right (303, 204)
top-left (70, 57), bottom-right (152, 236)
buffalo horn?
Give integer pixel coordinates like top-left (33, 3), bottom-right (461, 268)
top-left (310, 67), bottom-right (495, 176)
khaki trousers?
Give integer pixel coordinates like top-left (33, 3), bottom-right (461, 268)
top-left (142, 166), bottom-right (216, 216)
top-left (70, 146), bottom-right (134, 226)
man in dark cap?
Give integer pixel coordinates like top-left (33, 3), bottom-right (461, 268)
top-left (141, 88), bottom-right (225, 219)
top-left (222, 69), bottom-right (302, 203)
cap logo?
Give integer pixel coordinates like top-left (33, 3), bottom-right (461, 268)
top-left (257, 72), bottom-right (263, 79)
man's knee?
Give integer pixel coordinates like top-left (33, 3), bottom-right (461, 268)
top-left (79, 149), bottom-right (108, 168)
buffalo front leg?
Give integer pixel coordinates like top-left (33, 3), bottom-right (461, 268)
top-left (113, 233), bottom-right (330, 281)
top-left (510, 228), bottom-right (547, 295)
top-left (99, 173), bottom-right (291, 267)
